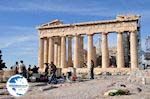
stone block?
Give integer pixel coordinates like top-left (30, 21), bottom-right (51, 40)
top-left (142, 77), bottom-right (150, 85)
top-left (2, 70), bottom-right (15, 82)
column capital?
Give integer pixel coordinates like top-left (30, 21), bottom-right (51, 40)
top-left (48, 36), bottom-right (54, 38)
top-left (117, 30), bottom-right (125, 33)
top-left (67, 35), bottom-right (73, 38)
top-left (74, 34), bottom-right (80, 37)
top-left (43, 37), bottom-right (48, 39)
top-left (129, 30), bottom-right (138, 33)
top-left (60, 35), bottom-right (66, 37)
top-left (102, 32), bottom-right (109, 35)
top-left (117, 32), bottom-right (123, 34)
top-left (87, 34), bottom-right (94, 36)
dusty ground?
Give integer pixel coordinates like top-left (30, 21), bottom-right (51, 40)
top-left (1, 75), bottom-right (150, 99)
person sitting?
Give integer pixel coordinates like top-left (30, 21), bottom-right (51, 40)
top-left (66, 65), bottom-right (76, 82)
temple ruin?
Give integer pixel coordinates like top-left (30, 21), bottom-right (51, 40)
top-left (37, 15), bottom-right (141, 74)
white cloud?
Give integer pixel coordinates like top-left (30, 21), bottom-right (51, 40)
top-left (0, 25), bottom-right (38, 49)
top-left (0, 35), bottom-right (37, 49)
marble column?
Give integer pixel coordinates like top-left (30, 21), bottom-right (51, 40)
top-left (87, 34), bottom-right (93, 69)
top-left (68, 37), bottom-right (72, 67)
top-left (93, 46), bottom-right (96, 67)
top-left (101, 33), bottom-right (109, 68)
top-left (38, 38), bottom-right (44, 71)
top-left (58, 44), bottom-right (61, 67)
top-left (61, 36), bottom-right (66, 68)
top-left (54, 44), bottom-right (58, 65)
top-left (130, 31), bottom-right (138, 69)
top-left (44, 38), bottom-right (49, 64)
top-left (79, 36), bottom-right (84, 68)
top-left (74, 35), bottom-right (79, 68)
top-left (123, 33), bottom-right (130, 67)
top-left (48, 37), bottom-right (54, 64)
top-left (117, 32), bottom-right (125, 68)
top-left (56, 44), bottom-right (59, 66)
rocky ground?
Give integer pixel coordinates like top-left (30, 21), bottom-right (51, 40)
top-left (0, 75), bottom-right (150, 99)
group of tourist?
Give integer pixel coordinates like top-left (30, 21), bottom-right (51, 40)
top-left (11, 60), bottom-right (39, 79)
top-left (66, 60), bottom-right (95, 82)
top-left (10, 59), bottom-right (95, 84)
top-left (44, 60), bottom-right (95, 83)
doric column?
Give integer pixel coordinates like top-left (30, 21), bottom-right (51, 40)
top-left (101, 33), bottom-right (109, 68)
top-left (56, 44), bottom-right (59, 66)
top-left (87, 34), bottom-right (93, 69)
top-left (57, 44), bottom-right (61, 67)
top-left (61, 36), bottom-right (66, 68)
top-left (123, 33), bottom-right (130, 67)
top-left (130, 31), bottom-right (138, 69)
top-left (68, 37), bottom-right (72, 67)
top-left (44, 38), bottom-right (49, 64)
top-left (54, 44), bottom-right (58, 65)
top-left (117, 32), bottom-right (125, 68)
top-left (93, 46), bottom-right (96, 67)
top-left (48, 37), bottom-right (54, 64)
top-left (38, 38), bottom-right (44, 71)
top-left (79, 36), bottom-right (84, 68)
top-left (74, 35), bottom-right (79, 68)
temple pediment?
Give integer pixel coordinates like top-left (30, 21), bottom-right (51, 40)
top-left (41, 19), bottom-right (63, 27)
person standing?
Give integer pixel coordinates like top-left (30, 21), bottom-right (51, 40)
top-left (28, 65), bottom-right (31, 71)
top-left (19, 60), bottom-right (26, 75)
top-left (27, 65), bottom-right (32, 79)
top-left (22, 65), bottom-right (27, 78)
top-left (89, 60), bottom-right (94, 79)
top-left (13, 62), bottom-right (19, 74)
top-left (48, 62), bottom-right (57, 84)
top-left (44, 63), bottom-right (49, 76)
top-left (32, 65), bottom-right (38, 73)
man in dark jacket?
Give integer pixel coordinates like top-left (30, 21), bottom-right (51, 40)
top-left (89, 60), bottom-right (94, 79)
top-left (48, 62), bottom-right (57, 84)
top-left (44, 63), bottom-right (49, 76)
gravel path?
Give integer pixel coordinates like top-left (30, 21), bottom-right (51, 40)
top-left (1, 76), bottom-right (150, 99)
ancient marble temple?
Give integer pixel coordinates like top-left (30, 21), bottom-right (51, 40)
top-left (37, 15), bottom-right (141, 73)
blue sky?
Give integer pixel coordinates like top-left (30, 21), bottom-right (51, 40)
top-left (0, 0), bottom-right (149, 68)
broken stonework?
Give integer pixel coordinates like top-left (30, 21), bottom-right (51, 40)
top-left (128, 69), bottom-right (150, 85)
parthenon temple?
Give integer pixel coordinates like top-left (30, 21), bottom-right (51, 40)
top-left (37, 15), bottom-right (141, 73)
